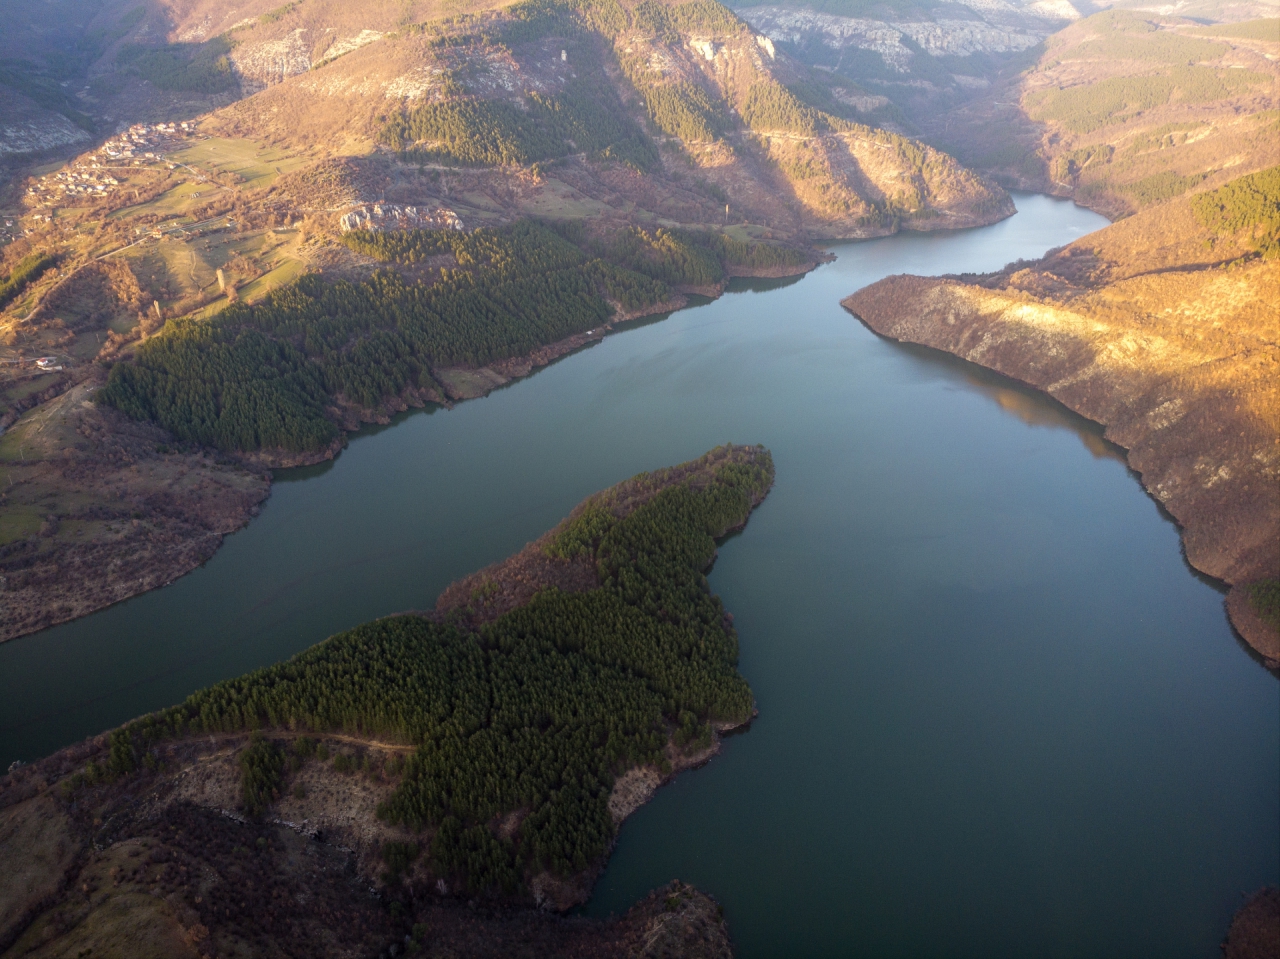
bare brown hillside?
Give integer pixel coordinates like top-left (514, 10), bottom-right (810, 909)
top-left (843, 184), bottom-right (1280, 664)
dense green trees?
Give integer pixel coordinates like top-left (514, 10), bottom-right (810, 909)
top-left (383, 79), bottom-right (658, 170)
top-left (1192, 165), bottom-right (1280, 257)
top-left (99, 222), bottom-right (668, 451)
top-left (114, 447), bottom-right (772, 895)
top-left (741, 82), bottom-right (835, 136)
top-left (1193, 17), bottom-right (1279, 40)
top-left (1070, 12), bottom-right (1228, 63)
top-left (573, 224), bottom-right (807, 288)
top-left (0, 252), bottom-right (57, 309)
top-left (347, 218), bottom-right (804, 292)
top-left (530, 77), bottom-right (660, 170)
top-left (1026, 65), bottom-right (1266, 135)
top-left (1250, 580), bottom-right (1280, 630)
top-left (240, 734), bottom-right (285, 818)
top-left (101, 219), bottom-right (805, 453)
top-left (634, 0), bottom-right (742, 35)
top-left (383, 96), bottom-right (561, 166)
top-left (592, 226), bottom-right (725, 287)
top-left (1119, 170), bottom-right (1208, 206)
top-left (116, 38), bottom-right (237, 93)
top-left (380, 41), bottom-right (657, 171)
top-left (626, 75), bottom-right (728, 143)
top-left (486, 2), bottom-right (736, 148)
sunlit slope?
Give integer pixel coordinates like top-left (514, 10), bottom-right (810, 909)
top-left (201, 0), bottom-right (1012, 236)
top-left (721, 0), bottom-right (1077, 140)
top-left (934, 11), bottom-right (1279, 216)
top-left (844, 168), bottom-right (1280, 661)
top-left (0, 0), bottom-right (511, 167)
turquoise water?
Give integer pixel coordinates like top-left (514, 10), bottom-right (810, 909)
top-left (2, 194), bottom-right (1275, 957)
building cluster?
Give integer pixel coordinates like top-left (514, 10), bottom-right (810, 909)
top-left (100, 121), bottom-right (194, 161)
top-left (22, 122), bottom-right (196, 212)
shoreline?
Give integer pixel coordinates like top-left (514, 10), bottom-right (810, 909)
top-left (0, 723), bottom-right (736, 953)
top-left (842, 275), bottom-right (1280, 668)
top-left (1, 258), bottom-right (817, 646)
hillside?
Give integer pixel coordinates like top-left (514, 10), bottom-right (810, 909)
top-left (0, 444), bottom-right (771, 958)
top-left (843, 168), bottom-right (1280, 663)
top-left (1, 0), bottom-right (1012, 236)
top-left (0, 0), bottom-right (1016, 641)
top-left (0, 215), bottom-right (806, 641)
top-left (927, 10), bottom-right (1279, 217)
top-left (194, 0), bottom-right (1012, 236)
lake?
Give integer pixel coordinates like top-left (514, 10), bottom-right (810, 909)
top-left (2, 194), bottom-right (1275, 958)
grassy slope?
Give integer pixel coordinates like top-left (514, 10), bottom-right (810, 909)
top-left (843, 170), bottom-right (1280, 662)
top-left (0, 377), bottom-right (270, 642)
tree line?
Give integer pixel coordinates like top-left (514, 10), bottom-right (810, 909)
top-left (100, 213), bottom-right (809, 455)
top-left (350, 219), bottom-right (807, 293)
top-left (116, 37), bottom-right (238, 94)
top-left (380, 40), bottom-right (658, 171)
top-left (98, 222), bottom-right (674, 452)
top-left (1191, 165), bottom-right (1280, 258)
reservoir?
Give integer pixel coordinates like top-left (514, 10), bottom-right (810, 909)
top-left (2, 194), bottom-right (1275, 957)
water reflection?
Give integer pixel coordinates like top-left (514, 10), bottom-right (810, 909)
top-left (722, 273), bottom-right (807, 295)
top-left (892, 339), bottom-right (1127, 463)
top-left (968, 378), bottom-right (1123, 461)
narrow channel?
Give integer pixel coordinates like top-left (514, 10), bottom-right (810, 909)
top-left (2, 194), bottom-right (1274, 957)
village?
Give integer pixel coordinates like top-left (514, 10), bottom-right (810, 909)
top-left (20, 121), bottom-right (199, 218)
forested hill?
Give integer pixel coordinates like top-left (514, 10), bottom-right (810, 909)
top-left (96, 221), bottom-right (803, 457)
top-left (0, 445), bottom-right (772, 956)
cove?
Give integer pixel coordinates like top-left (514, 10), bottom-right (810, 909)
top-left (2, 194), bottom-right (1275, 957)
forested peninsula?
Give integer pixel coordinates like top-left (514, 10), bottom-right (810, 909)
top-left (0, 444), bottom-right (772, 957)
top-left (843, 168), bottom-right (1280, 664)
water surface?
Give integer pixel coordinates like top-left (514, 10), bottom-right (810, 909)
top-left (2, 195), bottom-right (1275, 958)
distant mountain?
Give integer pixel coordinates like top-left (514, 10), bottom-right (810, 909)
top-left (918, 9), bottom-right (1279, 216)
top-left (0, 0), bottom-right (1011, 237)
top-left (725, 0), bottom-right (1080, 135)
